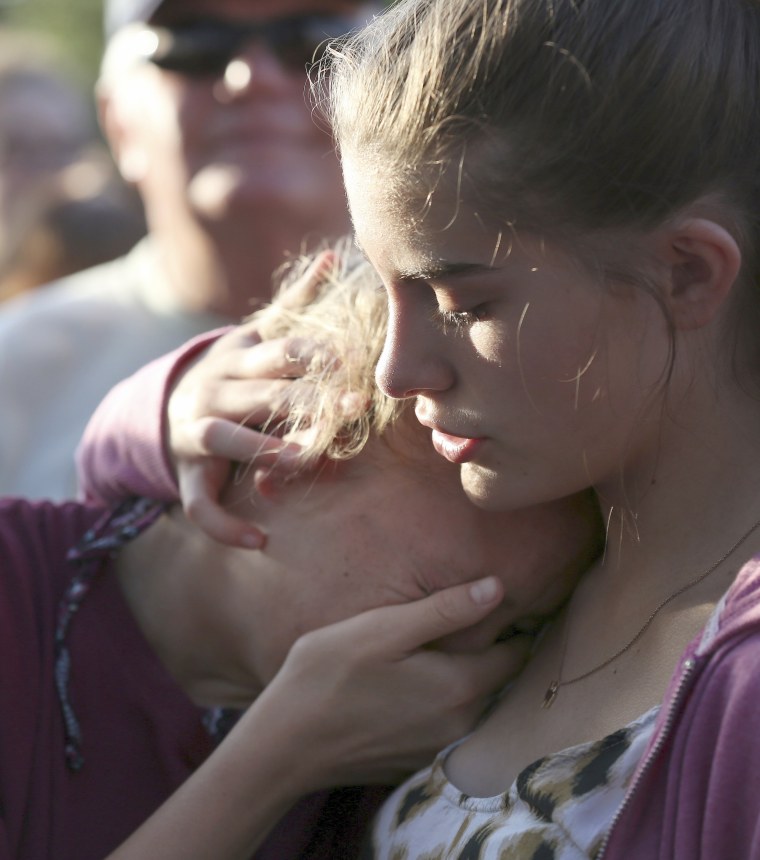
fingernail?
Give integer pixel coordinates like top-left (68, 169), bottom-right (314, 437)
top-left (275, 444), bottom-right (303, 462)
top-left (284, 337), bottom-right (308, 364)
top-left (469, 576), bottom-right (499, 605)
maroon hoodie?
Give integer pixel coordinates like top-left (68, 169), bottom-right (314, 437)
top-left (0, 497), bottom-right (387, 860)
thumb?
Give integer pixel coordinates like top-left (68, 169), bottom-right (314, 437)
top-left (376, 577), bottom-right (504, 655)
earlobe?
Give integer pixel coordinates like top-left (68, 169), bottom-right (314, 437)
top-left (660, 218), bottom-right (742, 331)
top-left (117, 148), bottom-right (150, 185)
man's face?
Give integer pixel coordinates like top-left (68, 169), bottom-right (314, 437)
top-left (105, 0), bottom-right (371, 239)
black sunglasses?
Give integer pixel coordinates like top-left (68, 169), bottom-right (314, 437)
top-left (141, 13), bottom-right (359, 77)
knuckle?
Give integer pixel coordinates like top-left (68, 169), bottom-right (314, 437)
top-left (431, 588), bottom-right (464, 628)
top-left (183, 495), bottom-right (209, 524)
top-left (194, 417), bottom-right (222, 453)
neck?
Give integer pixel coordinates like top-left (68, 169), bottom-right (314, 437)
top-left (583, 377), bottom-right (760, 630)
top-left (619, 414), bottom-right (759, 552)
top-left (115, 507), bottom-right (267, 708)
top-left (147, 210), bottom-right (313, 320)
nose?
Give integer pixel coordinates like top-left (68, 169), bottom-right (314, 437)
top-left (215, 42), bottom-right (294, 102)
top-left (375, 291), bottom-right (455, 399)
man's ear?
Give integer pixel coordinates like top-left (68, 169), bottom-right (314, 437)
top-left (655, 218), bottom-right (742, 331)
top-left (96, 82), bottom-right (148, 185)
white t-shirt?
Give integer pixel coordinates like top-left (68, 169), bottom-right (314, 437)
top-left (0, 240), bottom-right (225, 500)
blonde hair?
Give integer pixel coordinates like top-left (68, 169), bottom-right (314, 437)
top-left (249, 240), bottom-right (408, 467)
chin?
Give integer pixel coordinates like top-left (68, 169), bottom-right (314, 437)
top-left (460, 463), bottom-right (539, 513)
top-left (188, 164), bottom-right (289, 215)
top-left (460, 464), bottom-right (507, 510)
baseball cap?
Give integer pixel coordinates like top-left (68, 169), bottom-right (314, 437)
top-left (104, 0), bottom-right (165, 38)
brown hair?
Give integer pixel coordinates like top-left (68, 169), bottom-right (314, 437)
top-left (325, 0), bottom-right (760, 274)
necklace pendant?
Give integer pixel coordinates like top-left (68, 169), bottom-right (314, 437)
top-left (542, 680), bottom-right (559, 709)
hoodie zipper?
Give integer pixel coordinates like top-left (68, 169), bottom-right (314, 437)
top-left (596, 655), bottom-right (699, 859)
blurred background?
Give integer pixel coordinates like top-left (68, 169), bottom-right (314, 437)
top-left (1, 0), bottom-right (104, 84)
top-left (0, 0), bottom-right (145, 302)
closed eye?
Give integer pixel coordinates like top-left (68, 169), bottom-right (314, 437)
top-left (434, 305), bottom-right (489, 333)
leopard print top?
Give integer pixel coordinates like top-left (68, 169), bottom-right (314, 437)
top-left (364, 705), bottom-right (659, 860)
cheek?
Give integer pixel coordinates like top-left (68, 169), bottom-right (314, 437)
top-left (287, 544), bottom-right (419, 638)
top-left (514, 305), bottom-right (603, 411)
top-left (469, 319), bottom-right (509, 365)
top-left (176, 93), bottom-right (212, 157)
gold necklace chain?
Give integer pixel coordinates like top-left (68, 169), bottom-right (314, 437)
top-left (541, 514), bottom-right (760, 709)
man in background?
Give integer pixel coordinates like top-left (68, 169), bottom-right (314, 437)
top-left (0, 0), bottom-right (369, 498)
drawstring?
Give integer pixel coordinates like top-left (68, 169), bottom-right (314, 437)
top-left (55, 498), bottom-right (167, 772)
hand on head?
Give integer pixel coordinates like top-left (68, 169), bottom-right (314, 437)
top-left (166, 251), bottom-right (338, 547)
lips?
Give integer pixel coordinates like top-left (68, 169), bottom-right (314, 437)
top-left (415, 407), bottom-right (487, 464)
top-left (430, 429), bottom-right (485, 464)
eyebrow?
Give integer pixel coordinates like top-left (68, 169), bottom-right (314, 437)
top-left (352, 236), bottom-right (496, 281)
top-left (397, 260), bottom-right (496, 281)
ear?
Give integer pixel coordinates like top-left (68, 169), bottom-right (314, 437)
top-left (96, 82), bottom-right (148, 185)
top-left (656, 218), bottom-right (742, 331)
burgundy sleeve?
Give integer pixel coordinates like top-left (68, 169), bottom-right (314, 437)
top-left (75, 329), bottom-right (229, 504)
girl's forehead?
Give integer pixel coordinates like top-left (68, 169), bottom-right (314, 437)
top-left (345, 155), bottom-right (476, 255)
top-left (345, 159), bottom-right (536, 281)
top-left (344, 149), bottom-right (638, 284)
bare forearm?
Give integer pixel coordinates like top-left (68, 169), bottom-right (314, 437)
top-left (106, 577), bottom-right (514, 859)
top-left (106, 695), bottom-right (310, 860)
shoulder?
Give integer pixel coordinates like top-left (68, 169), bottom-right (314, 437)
top-left (661, 628), bottom-right (760, 857)
top-left (0, 499), bottom-right (105, 681)
top-left (671, 559), bottom-right (760, 777)
top-left (0, 242), bottom-right (198, 400)
top-left (0, 253), bottom-right (140, 373)
top-left (0, 241), bottom-right (219, 372)
top-left (0, 498), bottom-right (104, 595)
top-left (0, 498), bottom-right (105, 708)
top-left (604, 625), bottom-right (760, 860)
top-left (0, 253), bottom-right (136, 325)
top-left (716, 553), bottom-right (760, 631)
top-left (0, 500), bottom-right (114, 854)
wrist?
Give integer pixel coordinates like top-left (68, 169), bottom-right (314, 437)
top-left (236, 679), bottom-right (337, 797)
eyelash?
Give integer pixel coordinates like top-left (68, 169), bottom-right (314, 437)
top-left (434, 305), bottom-right (488, 332)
